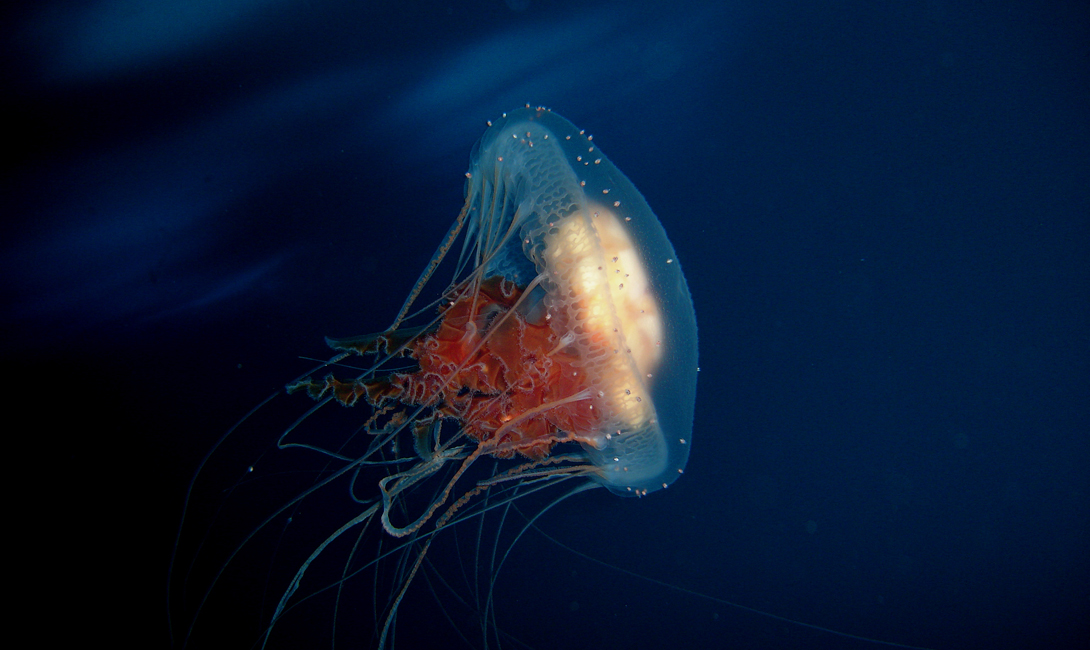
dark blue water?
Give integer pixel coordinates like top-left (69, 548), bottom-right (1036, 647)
top-left (4, 1), bottom-right (1087, 649)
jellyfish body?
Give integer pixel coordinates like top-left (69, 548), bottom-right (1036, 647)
top-left (295, 106), bottom-right (697, 498)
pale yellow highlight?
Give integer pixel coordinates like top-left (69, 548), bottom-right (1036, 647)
top-left (542, 205), bottom-right (664, 436)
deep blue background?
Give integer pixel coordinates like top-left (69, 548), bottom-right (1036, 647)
top-left (3, 1), bottom-right (1087, 649)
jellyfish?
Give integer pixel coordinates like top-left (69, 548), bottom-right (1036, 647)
top-left (171, 106), bottom-right (698, 649)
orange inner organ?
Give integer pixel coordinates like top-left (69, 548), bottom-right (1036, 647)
top-left (305, 277), bottom-right (602, 460)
